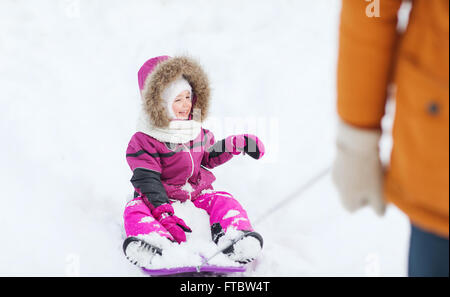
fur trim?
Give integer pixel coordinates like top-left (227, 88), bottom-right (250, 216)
top-left (141, 56), bottom-right (210, 128)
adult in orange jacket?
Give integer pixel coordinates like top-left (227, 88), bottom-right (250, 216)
top-left (332, 0), bottom-right (449, 276)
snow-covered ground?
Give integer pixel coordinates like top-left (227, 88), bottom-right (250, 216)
top-left (0, 0), bottom-right (409, 276)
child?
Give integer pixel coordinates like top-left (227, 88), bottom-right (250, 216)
top-left (123, 55), bottom-right (265, 268)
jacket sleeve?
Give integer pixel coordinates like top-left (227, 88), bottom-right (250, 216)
top-left (126, 133), bottom-right (170, 210)
top-left (201, 129), bottom-right (234, 169)
top-left (337, 0), bottom-right (403, 128)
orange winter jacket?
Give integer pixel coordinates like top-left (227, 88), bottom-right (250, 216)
top-left (337, 0), bottom-right (449, 237)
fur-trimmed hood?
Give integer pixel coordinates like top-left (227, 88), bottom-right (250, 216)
top-left (138, 55), bottom-right (210, 128)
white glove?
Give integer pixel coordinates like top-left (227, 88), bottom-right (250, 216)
top-left (332, 121), bottom-right (386, 216)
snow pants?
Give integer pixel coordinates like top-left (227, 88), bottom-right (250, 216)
top-left (124, 191), bottom-right (254, 243)
top-left (408, 223), bottom-right (449, 277)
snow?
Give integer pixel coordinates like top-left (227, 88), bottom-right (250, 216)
top-left (138, 216), bottom-right (155, 224)
top-left (223, 210), bottom-right (240, 220)
top-left (181, 182), bottom-right (194, 194)
top-left (230, 236), bottom-right (262, 263)
top-left (0, 0), bottom-right (409, 276)
top-left (216, 228), bottom-right (262, 263)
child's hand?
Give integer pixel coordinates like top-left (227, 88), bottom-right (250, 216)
top-left (225, 134), bottom-right (265, 160)
top-left (152, 204), bottom-right (192, 243)
top-left (159, 214), bottom-right (192, 243)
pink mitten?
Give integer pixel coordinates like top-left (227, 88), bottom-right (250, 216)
top-left (225, 134), bottom-right (265, 159)
top-left (152, 204), bottom-right (192, 243)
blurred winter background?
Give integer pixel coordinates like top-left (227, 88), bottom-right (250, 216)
top-left (0, 0), bottom-right (409, 276)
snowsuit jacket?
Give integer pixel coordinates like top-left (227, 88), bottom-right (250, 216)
top-left (126, 129), bottom-right (234, 208)
top-left (337, 0), bottom-right (449, 237)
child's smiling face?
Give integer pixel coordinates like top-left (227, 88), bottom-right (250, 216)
top-left (172, 90), bottom-right (192, 120)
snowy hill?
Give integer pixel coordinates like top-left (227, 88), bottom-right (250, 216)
top-left (0, 0), bottom-right (409, 276)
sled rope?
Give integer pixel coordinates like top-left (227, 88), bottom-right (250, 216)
top-left (196, 165), bottom-right (332, 272)
top-left (253, 165), bottom-right (332, 225)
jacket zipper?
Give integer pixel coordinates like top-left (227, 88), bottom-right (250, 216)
top-left (183, 144), bottom-right (195, 200)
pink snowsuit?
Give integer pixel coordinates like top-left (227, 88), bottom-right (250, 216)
top-left (123, 56), bottom-right (256, 245)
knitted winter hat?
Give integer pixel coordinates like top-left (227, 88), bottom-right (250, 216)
top-left (161, 76), bottom-right (192, 119)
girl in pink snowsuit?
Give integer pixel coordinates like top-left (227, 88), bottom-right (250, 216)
top-left (123, 56), bottom-right (265, 267)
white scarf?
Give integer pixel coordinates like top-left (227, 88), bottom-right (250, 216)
top-left (136, 110), bottom-right (202, 144)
